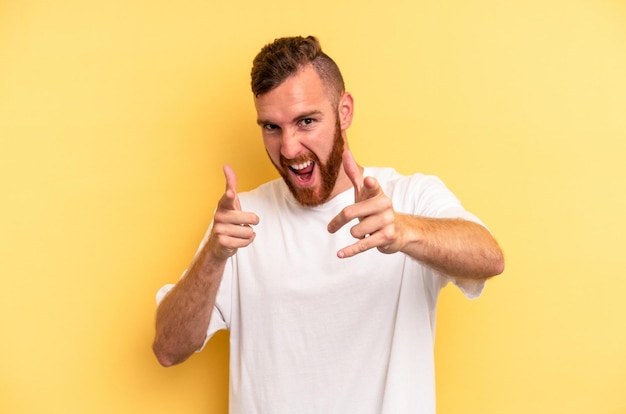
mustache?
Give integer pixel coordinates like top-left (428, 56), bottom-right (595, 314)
top-left (279, 152), bottom-right (320, 169)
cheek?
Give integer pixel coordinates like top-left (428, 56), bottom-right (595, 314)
top-left (312, 128), bottom-right (339, 159)
top-left (263, 138), bottom-right (281, 162)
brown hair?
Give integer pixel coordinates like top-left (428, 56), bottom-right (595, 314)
top-left (250, 36), bottom-right (345, 103)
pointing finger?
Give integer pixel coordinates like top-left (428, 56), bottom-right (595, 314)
top-left (218, 165), bottom-right (241, 211)
top-left (223, 164), bottom-right (238, 195)
top-left (362, 176), bottom-right (383, 200)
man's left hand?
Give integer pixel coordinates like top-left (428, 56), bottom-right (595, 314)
top-left (327, 151), bottom-right (406, 258)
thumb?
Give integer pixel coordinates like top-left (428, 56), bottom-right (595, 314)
top-left (342, 150), bottom-right (364, 195)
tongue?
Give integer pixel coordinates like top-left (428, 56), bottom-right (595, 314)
top-left (297, 164), bottom-right (314, 175)
top-left (293, 164), bottom-right (314, 182)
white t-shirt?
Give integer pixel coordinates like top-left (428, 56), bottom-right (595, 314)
top-left (157, 167), bottom-right (485, 414)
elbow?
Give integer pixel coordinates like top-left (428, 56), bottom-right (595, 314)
top-left (490, 247), bottom-right (505, 277)
top-left (152, 340), bottom-right (188, 368)
top-left (152, 332), bottom-right (205, 367)
top-left (473, 245), bottom-right (504, 279)
top-left (152, 342), bottom-right (176, 368)
top-left (493, 258), bottom-right (505, 277)
top-left (155, 355), bottom-right (176, 368)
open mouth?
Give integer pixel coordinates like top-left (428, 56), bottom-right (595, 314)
top-left (288, 160), bottom-right (315, 184)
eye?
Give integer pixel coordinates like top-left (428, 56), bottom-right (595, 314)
top-left (263, 124), bottom-right (279, 132)
top-left (299, 118), bottom-right (315, 128)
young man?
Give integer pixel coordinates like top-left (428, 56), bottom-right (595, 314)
top-left (153, 36), bottom-right (504, 414)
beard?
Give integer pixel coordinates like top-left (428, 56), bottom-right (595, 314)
top-left (271, 118), bottom-right (344, 207)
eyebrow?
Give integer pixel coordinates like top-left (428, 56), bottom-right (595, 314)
top-left (257, 110), bottom-right (324, 126)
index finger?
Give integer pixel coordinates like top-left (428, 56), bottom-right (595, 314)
top-left (218, 164), bottom-right (241, 211)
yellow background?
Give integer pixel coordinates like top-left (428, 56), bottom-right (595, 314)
top-left (1, 0), bottom-right (625, 413)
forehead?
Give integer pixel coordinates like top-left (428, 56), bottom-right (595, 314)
top-left (254, 65), bottom-right (334, 122)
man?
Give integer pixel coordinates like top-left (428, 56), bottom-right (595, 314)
top-left (153, 36), bottom-right (504, 413)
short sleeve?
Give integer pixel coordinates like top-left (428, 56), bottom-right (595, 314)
top-left (438, 274), bottom-right (485, 299)
top-left (390, 172), bottom-right (488, 299)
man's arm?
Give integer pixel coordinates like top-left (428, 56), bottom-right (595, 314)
top-left (152, 166), bottom-right (259, 367)
top-left (152, 249), bottom-right (228, 367)
top-left (383, 213), bottom-right (503, 279)
top-left (328, 151), bottom-right (504, 280)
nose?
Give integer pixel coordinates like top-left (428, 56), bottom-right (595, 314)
top-left (280, 129), bottom-right (303, 160)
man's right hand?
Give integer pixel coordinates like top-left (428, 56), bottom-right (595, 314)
top-left (208, 165), bottom-right (260, 261)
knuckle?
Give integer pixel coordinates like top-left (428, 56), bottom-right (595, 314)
top-left (376, 198), bottom-right (392, 213)
top-left (356, 242), bottom-right (369, 253)
top-left (382, 232), bottom-right (394, 244)
top-left (380, 210), bottom-right (394, 225)
top-left (342, 206), bottom-right (355, 221)
top-left (350, 226), bottom-right (361, 239)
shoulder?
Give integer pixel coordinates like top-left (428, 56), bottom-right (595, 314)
top-left (364, 166), bottom-right (447, 195)
top-left (364, 166), bottom-right (473, 219)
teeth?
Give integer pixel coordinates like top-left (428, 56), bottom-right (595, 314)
top-left (291, 160), bottom-right (313, 171)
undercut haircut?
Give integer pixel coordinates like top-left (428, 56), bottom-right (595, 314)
top-left (251, 36), bottom-right (345, 104)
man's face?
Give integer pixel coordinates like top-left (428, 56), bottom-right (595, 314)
top-left (254, 65), bottom-right (351, 206)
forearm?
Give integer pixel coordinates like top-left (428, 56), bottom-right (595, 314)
top-left (397, 214), bottom-right (504, 279)
top-left (152, 247), bottom-right (226, 367)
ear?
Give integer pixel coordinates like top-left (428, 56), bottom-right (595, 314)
top-left (337, 92), bottom-right (354, 130)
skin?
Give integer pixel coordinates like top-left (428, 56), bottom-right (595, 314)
top-left (152, 63), bottom-right (504, 367)
top-left (255, 65), bottom-right (354, 206)
top-left (329, 150), bottom-right (504, 279)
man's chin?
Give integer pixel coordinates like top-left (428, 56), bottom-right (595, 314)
top-left (285, 182), bottom-right (329, 207)
top-left (276, 161), bottom-right (337, 206)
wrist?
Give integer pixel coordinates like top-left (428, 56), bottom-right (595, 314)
top-left (395, 213), bottom-right (424, 257)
